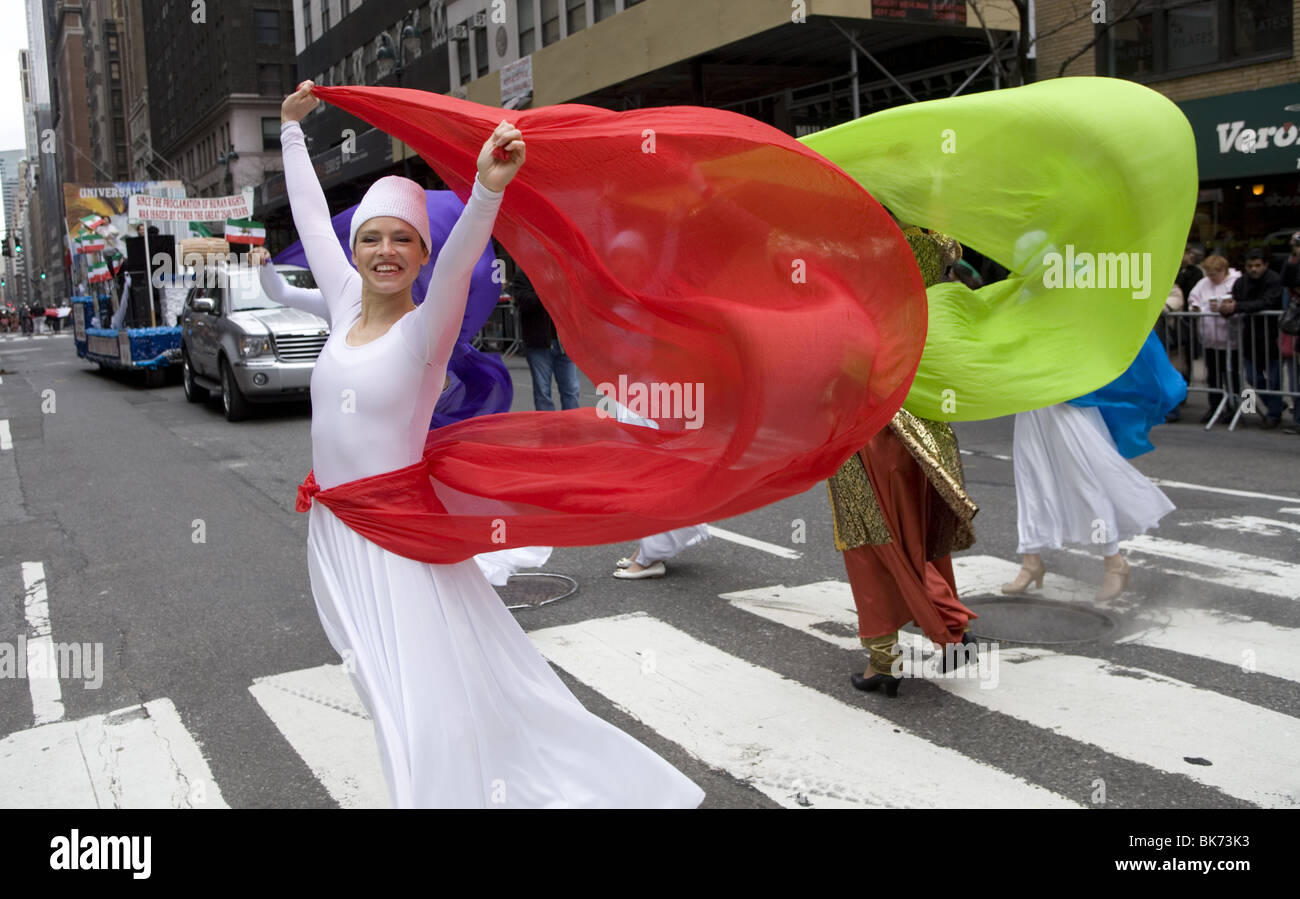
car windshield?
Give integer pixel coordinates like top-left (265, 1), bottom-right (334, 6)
top-left (280, 268), bottom-right (316, 289)
top-left (227, 272), bottom-right (281, 311)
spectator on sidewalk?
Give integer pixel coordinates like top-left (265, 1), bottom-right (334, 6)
top-left (1223, 247), bottom-right (1291, 430)
top-left (1186, 254), bottom-right (1240, 424)
top-left (511, 266), bottom-right (580, 411)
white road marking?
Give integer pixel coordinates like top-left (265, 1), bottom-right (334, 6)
top-left (720, 580), bottom-right (860, 650)
top-left (923, 646), bottom-right (1300, 808)
top-left (1147, 480), bottom-right (1300, 504)
top-left (1179, 515), bottom-right (1300, 537)
top-left (705, 525), bottom-right (802, 559)
top-left (22, 562), bottom-right (63, 725)
top-left (249, 664), bottom-right (388, 809)
top-left (0, 699), bottom-right (228, 808)
top-left (1118, 608), bottom-right (1300, 684)
top-left (530, 612), bottom-right (1079, 808)
top-left (1067, 535), bottom-right (1300, 601)
top-left (0, 419), bottom-right (11, 450)
top-left (958, 449), bottom-right (1300, 504)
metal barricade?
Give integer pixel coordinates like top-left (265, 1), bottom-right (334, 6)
top-left (1158, 308), bottom-right (1298, 430)
top-left (1227, 309), bottom-right (1299, 430)
top-left (472, 295), bottom-right (523, 357)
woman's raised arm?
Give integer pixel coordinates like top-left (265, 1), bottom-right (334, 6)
top-left (403, 120), bottom-right (523, 368)
top-left (279, 82), bottom-right (358, 322)
top-left (251, 246), bottom-right (331, 323)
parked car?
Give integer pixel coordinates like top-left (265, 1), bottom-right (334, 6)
top-left (180, 264), bottom-right (326, 421)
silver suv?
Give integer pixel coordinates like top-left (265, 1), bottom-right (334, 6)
top-left (180, 264), bottom-right (327, 421)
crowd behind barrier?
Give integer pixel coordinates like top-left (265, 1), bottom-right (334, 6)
top-left (1158, 308), bottom-right (1299, 431)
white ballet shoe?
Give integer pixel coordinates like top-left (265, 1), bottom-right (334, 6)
top-left (615, 557), bottom-right (634, 569)
top-left (612, 561), bottom-right (667, 579)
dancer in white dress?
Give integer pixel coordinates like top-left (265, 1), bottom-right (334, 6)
top-left (254, 255), bottom-right (554, 587)
top-left (1003, 403), bottom-right (1175, 601)
top-left (276, 81), bottom-right (703, 808)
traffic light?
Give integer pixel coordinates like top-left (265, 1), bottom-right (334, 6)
top-left (39, 271), bottom-right (47, 280)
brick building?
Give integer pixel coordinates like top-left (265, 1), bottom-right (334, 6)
top-left (141, 0), bottom-right (299, 198)
top-left (1036, 0), bottom-right (1300, 261)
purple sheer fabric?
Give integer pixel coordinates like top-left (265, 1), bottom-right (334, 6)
top-left (273, 190), bottom-right (513, 428)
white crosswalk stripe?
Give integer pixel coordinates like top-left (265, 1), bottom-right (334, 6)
top-left (0, 699), bottom-right (228, 808)
top-left (3, 526), bottom-right (1298, 807)
top-left (529, 612), bottom-right (1080, 809)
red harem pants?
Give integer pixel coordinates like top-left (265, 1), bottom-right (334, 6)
top-left (841, 427), bottom-right (975, 646)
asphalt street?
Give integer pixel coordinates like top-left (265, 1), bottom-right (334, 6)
top-left (1, 331), bottom-right (1298, 809)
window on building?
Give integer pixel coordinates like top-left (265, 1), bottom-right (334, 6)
top-left (565, 0), bottom-right (586, 35)
top-left (1099, 0), bottom-right (1292, 79)
top-left (342, 0), bottom-right (350, 14)
top-left (541, 0), bottom-right (560, 45)
top-left (259, 63), bottom-right (282, 96)
top-left (322, 1), bottom-right (331, 32)
top-left (109, 60), bottom-right (120, 81)
top-left (107, 33), bottom-right (119, 54)
top-left (255, 9), bottom-right (280, 44)
top-left (475, 21), bottom-right (489, 76)
top-left (262, 117), bottom-right (280, 151)
top-left (518, 0), bottom-right (536, 55)
top-left (111, 89), bottom-right (123, 114)
top-left (457, 21), bottom-right (472, 83)
top-left (1234, 0), bottom-right (1291, 55)
top-left (594, 0), bottom-right (615, 21)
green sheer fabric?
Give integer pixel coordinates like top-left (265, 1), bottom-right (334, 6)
top-left (801, 77), bottom-right (1198, 421)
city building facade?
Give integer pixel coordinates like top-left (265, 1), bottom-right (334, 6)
top-left (141, 0), bottom-right (299, 199)
top-left (1036, 0), bottom-right (1300, 258)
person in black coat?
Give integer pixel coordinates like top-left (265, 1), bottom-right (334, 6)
top-left (511, 266), bottom-right (580, 410)
top-left (1223, 247), bottom-right (1290, 428)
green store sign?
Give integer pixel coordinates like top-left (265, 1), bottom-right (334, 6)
top-left (1178, 83), bottom-right (1300, 180)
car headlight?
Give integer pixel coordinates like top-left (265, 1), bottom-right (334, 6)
top-left (239, 335), bottom-right (272, 358)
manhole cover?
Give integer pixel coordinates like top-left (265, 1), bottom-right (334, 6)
top-left (962, 597), bottom-right (1116, 645)
top-left (497, 573), bottom-right (578, 611)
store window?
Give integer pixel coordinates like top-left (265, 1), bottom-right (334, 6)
top-left (1099, 0), bottom-right (1292, 79)
top-left (259, 63), bottom-right (282, 96)
top-left (1234, 0), bottom-right (1291, 55)
top-left (457, 21), bottom-right (472, 84)
top-left (255, 9), bottom-right (280, 45)
top-left (566, 0), bottom-right (586, 35)
top-left (541, 0), bottom-right (560, 46)
top-left (475, 20), bottom-right (489, 76)
top-left (263, 117), bottom-right (280, 151)
top-left (518, 0), bottom-right (536, 55)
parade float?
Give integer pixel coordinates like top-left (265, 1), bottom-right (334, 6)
top-left (64, 181), bottom-right (258, 386)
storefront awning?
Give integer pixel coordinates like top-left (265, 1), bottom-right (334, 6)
top-left (1178, 83), bottom-right (1300, 181)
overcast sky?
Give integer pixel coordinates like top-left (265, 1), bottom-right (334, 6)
top-left (0, 0), bottom-right (29, 154)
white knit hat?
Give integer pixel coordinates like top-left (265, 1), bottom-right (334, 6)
top-left (348, 176), bottom-right (431, 253)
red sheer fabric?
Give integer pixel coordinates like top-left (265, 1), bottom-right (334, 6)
top-left (299, 86), bottom-right (928, 563)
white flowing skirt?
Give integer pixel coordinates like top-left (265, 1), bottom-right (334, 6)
top-left (1012, 404), bottom-right (1174, 556)
top-left (306, 503), bottom-right (705, 808)
top-left (635, 525), bottom-right (711, 567)
top-left (473, 545), bottom-right (553, 586)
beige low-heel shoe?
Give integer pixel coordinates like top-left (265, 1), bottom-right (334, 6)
top-left (1001, 554), bottom-right (1046, 594)
top-left (1096, 553), bottom-right (1130, 601)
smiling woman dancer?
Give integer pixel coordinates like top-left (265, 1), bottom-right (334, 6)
top-left (276, 81), bottom-right (703, 808)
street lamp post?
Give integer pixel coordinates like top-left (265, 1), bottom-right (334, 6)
top-left (218, 145), bottom-right (240, 195)
top-left (377, 13), bottom-right (421, 177)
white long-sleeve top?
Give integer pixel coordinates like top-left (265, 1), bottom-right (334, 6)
top-left (278, 119), bottom-right (503, 489)
top-left (1186, 270), bottom-right (1240, 350)
top-left (259, 264), bottom-right (330, 322)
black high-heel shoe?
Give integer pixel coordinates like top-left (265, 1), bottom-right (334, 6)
top-left (850, 671), bottom-right (902, 697)
top-left (938, 632), bottom-right (979, 674)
